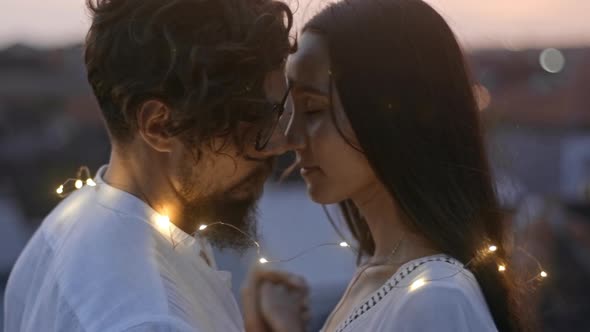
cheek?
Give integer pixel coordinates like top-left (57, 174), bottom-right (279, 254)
top-left (305, 118), bottom-right (375, 204)
top-left (173, 147), bottom-right (234, 199)
top-left (198, 149), bottom-right (266, 200)
top-left (170, 151), bottom-right (204, 200)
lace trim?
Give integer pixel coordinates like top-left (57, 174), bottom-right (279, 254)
top-left (336, 255), bottom-right (462, 332)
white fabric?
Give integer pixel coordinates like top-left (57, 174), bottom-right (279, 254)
top-left (329, 255), bottom-right (498, 332)
top-left (4, 166), bottom-right (243, 332)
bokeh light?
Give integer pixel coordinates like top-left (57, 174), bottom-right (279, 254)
top-left (539, 48), bottom-right (566, 73)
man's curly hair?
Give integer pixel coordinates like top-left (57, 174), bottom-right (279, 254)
top-left (85, 0), bottom-right (294, 150)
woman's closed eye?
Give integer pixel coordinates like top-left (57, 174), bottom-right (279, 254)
top-left (305, 108), bottom-right (324, 116)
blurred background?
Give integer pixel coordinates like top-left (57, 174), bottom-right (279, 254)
top-left (1, 0), bottom-right (590, 331)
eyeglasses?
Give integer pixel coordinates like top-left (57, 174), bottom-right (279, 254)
top-left (254, 85), bottom-right (292, 151)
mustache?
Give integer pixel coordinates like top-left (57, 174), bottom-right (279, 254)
top-left (243, 155), bottom-right (275, 174)
top-left (225, 156), bottom-right (275, 193)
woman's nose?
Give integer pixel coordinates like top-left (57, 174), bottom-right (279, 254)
top-left (255, 125), bottom-right (303, 159)
top-left (256, 105), bottom-right (305, 158)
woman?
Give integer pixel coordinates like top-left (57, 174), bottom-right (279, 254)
top-left (243, 0), bottom-right (525, 331)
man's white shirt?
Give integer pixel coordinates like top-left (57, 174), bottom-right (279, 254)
top-left (4, 166), bottom-right (244, 332)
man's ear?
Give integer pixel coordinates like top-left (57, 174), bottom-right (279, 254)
top-left (137, 100), bottom-right (174, 153)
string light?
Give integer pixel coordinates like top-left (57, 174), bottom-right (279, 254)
top-left (55, 166), bottom-right (549, 287)
top-left (517, 246), bottom-right (549, 283)
top-left (191, 221), bottom-right (355, 265)
top-left (156, 215), bottom-right (171, 229)
top-left (55, 166), bottom-right (97, 197)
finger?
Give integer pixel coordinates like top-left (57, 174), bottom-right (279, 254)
top-left (300, 294), bottom-right (310, 310)
top-left (286, 286), bottom-right (309, 307)
top-left (242, 266), bottom-right (279, 330)
top-left (243, 267), bottom-right (308, 332)
top-left (270, 284), bottom-right (310, 316)
top-left (259, 281), bottom-right (277, 298)
top-left (259, 283), bottom-right (307, 332)
top-left (242, 268), bottom-right (269, 332)
top-left (257, 270), bottom-right (308, 290)
top-left (243, 268), bottom-right (306, 324)
top-left (253, 267), bottom-right (306, 288)
top-left (301, 309), bottom-right (312, 323)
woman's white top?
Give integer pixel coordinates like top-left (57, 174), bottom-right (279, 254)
top-left (327, 254), bottom-right (498, 332)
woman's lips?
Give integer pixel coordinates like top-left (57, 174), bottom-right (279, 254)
top-left (300, 166), bottom-right (321, 176)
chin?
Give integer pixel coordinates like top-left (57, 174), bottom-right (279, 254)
top-left (306, 183), bottom-right (343, 205)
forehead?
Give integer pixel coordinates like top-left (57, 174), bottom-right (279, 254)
top-left (286, 32), bottom-right (331, 92)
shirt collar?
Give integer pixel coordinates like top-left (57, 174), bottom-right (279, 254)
top-left (93, 165), bottom-right (198, 251)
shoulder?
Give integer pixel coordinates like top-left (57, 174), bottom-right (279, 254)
top-left (397, 277), bottom-right (479, 312)
top-left (383, 259), bottom-right (497, 331)
top-left (40, 192), bottom-right (181, 328)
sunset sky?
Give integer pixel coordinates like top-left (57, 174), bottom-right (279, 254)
top-left (1, 0), bottom-right (589, 49)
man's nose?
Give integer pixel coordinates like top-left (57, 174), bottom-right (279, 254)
top-left (256, 118), bottom-right (304, 158)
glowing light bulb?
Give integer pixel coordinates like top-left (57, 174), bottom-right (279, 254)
top-left (86, 178), bottom-right (96, 187)
top-left (75, 180), bottom-right (83, 189)
top-left (540, 271), bottom-right (548, 278)
top-left (498, 265), bottom-right (506, 272)
top-left (198, 225), bottom-right (208, 231)
top-left (156, 215), bottom-right (171, 229)
top-left (259, 257), bottom-right (269, 264)
top-left (488, 245), bottom-right (497, 252)
top-left (56, 185), bottom-right (64, 195)
top-left (410, 278), bottom-right (426, 291)
top-left (339, 242), bottom-right (349, 247)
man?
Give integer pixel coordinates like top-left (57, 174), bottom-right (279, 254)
top-left (4, 0), bottom-right (301, 330)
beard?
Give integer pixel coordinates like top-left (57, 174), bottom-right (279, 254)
top-left (176, 159), bottom-right (272, 253)
top-left (181, 192), bottom-right (260, 253)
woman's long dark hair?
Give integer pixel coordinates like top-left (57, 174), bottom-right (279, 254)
top-left (304, 0), bottom-right (526, 330)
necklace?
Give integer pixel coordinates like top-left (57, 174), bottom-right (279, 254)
top-left (322, 234), bottom-right (405, 332)
top-left (364, 234), bottom-right (404, 267)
